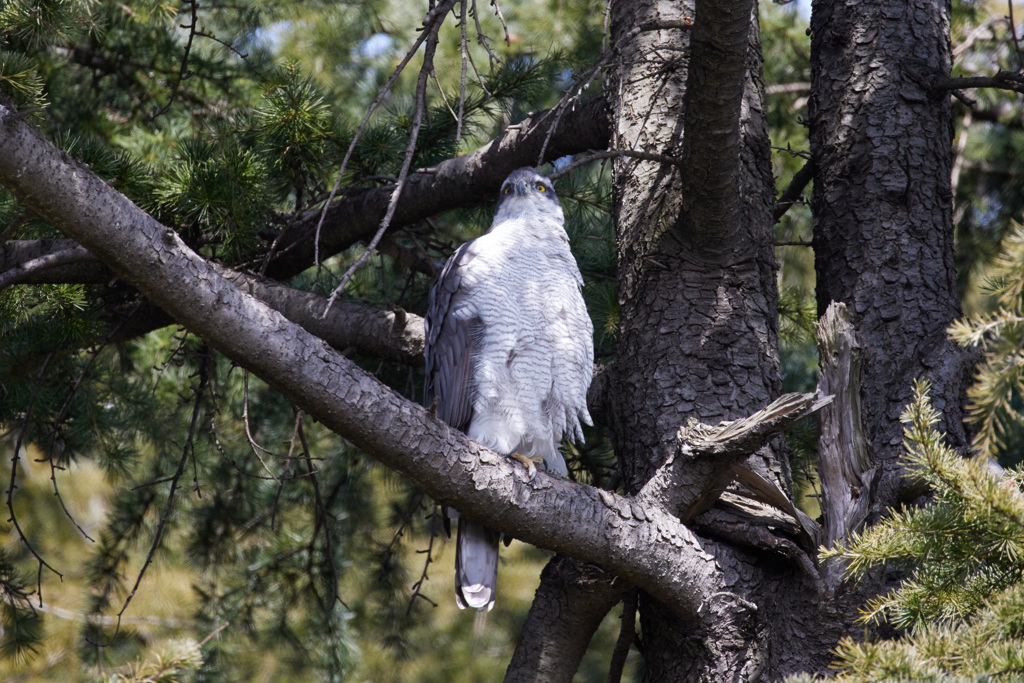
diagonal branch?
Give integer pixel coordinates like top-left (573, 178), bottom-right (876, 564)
top-left (312, 0), bottom-right (457, 276)
top-left (0, 100), bottom-right (724, 620)
top-left (1, 96), bottom-right (610, 289)
top-left (677, 391), bottom-right (832, 460)
top-left (321, 0), bottom-right (451, 314)
top-left (265, 96), bottom-right (609, 280)
top-left (639, 391), bottom-right (831, 521)
top-left (0, 241), bottom-right (427, 364)
top-left (504, 556), bottom-right (631, 683)
top-left (774, 160), bottom-right (815, 223)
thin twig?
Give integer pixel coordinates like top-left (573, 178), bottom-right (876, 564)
top-left (431, 69), bottom-right (459, 123)
top-left (490, 0), bottom-right (512, 47)
top-left (457, 0), bottom-right (469, 145)
top-left (150, 0), bottom-right (198, 121)
top-left (6, 354), bottom-right (64, 605)
top-left (1007, 1), bottom-right (1024, 70)
top-left (470, 0), bottom-right (502, 69)
top-left (536, 53), bottom-right (611, 167)
top-left (198, 620), bottom-right (230, 647)
top-left (320, 2), bottom-right (452, 317)
top-left (116, 351), bottom-right (210, 631)
top-left (771, 144), bottom-right (812, 160)
top-left (270, 409), bottom-right (304, 530)
top-left (312, 0), bottom-right (458, 282)
top-left (298, 415), bottom-right (347, 610)
top-left (549, 149), bottom-right (682, 181)
top-left (407, 503), bottom-right (441, 614)
top-left (242, 370), bottom-right (281, 482)
top-left (42, 305), bottom-right (140, 542)
top-left (194, 30), bottom-right (251, 62)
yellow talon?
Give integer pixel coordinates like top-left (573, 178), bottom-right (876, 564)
top-left (509, 452), bottom-right (543, 481)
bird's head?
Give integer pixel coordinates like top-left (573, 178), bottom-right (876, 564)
top-left (493, 167), bottom-right (563, 225)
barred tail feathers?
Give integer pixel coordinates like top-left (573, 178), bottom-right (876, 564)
top-left (455, 516), bottom-right (499, 611)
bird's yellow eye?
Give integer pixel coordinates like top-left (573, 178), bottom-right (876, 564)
top-left (503, 186), bottom-right (511, 195)
top-left (536, 183), bottom-right (546, 192)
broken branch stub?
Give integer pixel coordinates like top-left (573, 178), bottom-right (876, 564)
top-left (815, 301), bottom-right (875, 549)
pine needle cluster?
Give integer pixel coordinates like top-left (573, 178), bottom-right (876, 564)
top-left (796, 381), bottom-right (1024, 681)
top-left (949, 222), bottom-right (1024, 463)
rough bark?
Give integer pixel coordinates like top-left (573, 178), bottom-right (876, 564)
top-left (503, 558), bottom-right (632, 683)
top-left (0, 98), bottom-right (610, 359)
top-left (0, 100), bottom-right (735, 622)
top-left (605, 0), bottom-right (784, 678)
top-left (0, 97), bottom-right (608, 288)
top-left (815, 302), bottom-right (874, 553)
top-left (0, 240), bottom-right (426, 366)
top-left (809, 0), bottom-right (972, 514)
top-left (212, 265), bottom-right (426, 366)
top-left (0, 0), bottom-right (979, 675)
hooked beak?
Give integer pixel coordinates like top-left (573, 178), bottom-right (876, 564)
top-left (514, 180), bottom-right (528, 197)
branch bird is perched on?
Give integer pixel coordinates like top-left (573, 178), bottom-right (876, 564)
top-left (424, 167), bottom-right (594, 611)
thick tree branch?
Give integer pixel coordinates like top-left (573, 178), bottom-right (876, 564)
top-left (265, 96), bottom-right (610, 280)
top-left (212, 264), bottom-right (426, 366)
top-left (678, 0), bottom-right (755, 253)
top-left (0, 239), bottom-right (426, 366)
top-left (0, 102), bottom-right (725, 620)
top-left (1, 96), bottom-right (609, 289)
top-left (504, 557), bottom-right (631, 683)
top-left (639, 391), bottom-right (830, 520)
top-left (0, 242), bottom-right (93, 289)
top-left (0, 239), bottom-right (107, 285)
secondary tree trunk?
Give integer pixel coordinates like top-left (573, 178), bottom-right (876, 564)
top-left (809, 0), bottom-right (973, 514)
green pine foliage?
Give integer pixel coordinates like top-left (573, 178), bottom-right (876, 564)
top-left (0, 0), bottom-right (625, 678)
top-left (950, 5), bottom-right (1024, 306)
top-left (14, 0), bottom-right (1019, 679)
top-left (0, 550), bottom-right (43, 661)
top-left (826, 380), bottom-right (1024, 628)
top-left (792, 381), bottom-right (1024, 681)
top-left (950, 223), bottom-right (1024, 464)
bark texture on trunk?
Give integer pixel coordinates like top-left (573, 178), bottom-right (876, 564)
top-left (810, 0), bottom-right (972, 513)
top-left (503, 558), bottom-right (631, 683)
top-left (606, 0), bottom-right (784, 678)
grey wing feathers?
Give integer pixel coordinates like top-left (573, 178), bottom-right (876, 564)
top-left (424, 241), bottom-right (479, 432)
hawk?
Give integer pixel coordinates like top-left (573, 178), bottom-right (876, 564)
top-left (424, 167), bottom-right (594, 611)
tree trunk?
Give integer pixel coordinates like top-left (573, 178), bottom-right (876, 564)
top-left (606, 0), bottom-right (783, 678)
top-left (809, 0), bottom-right (973, 514)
